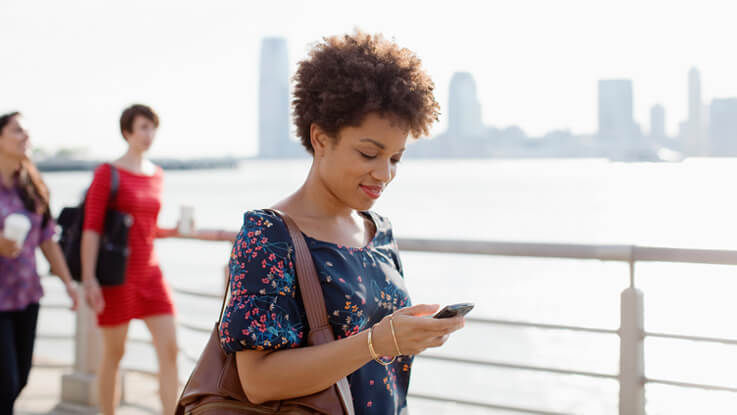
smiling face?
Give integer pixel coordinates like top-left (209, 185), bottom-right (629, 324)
top-left (0, 115), bottom-right (30, 161)
top-left (312, 112), bottom-right (409, 211)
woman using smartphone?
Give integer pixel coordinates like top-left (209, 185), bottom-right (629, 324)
top-left (81, 104), bottom-right (180, 415)
top-left (219, 32), bottom-right (465, 414)
top-left (0, 112), bottom-right (79, 415)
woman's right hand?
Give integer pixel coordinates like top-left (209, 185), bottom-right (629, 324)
top-left (371, 304), bottom-right (465, 357)
top-left (83, 278), bottom-right (105, 314)
top-left (0, 236), bottom-right (21, 258)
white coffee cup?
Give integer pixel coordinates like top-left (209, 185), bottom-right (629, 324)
top-left (178, 205), bottom-right (195, 235)
top-left (4, 213), bottom-right (31, 248)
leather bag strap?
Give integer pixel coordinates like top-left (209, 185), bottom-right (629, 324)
top-left (267, 209), bottom-right (356, 415)
top-left (217, 209), bottom-right (356, 415)
top-left (107, 163), bottom-right (119, 204)
top-left (273, 211), bottom-right (330, 331)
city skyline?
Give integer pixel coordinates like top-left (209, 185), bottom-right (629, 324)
top-left (257, 37), bottom-right (302, 158)
top-left (710, 98), bottom-right (737, 157)
top-left (255, 34), bottom-right (736, 161)
top-left (650, 104), bottom-right (665, 138)
top-left (3, 0), bottom-right (737, 158)
top-left (420, 65), bottom-right (737, 160)
top-left (447, 72), bottom-right (484, 139)
top-left (598, 79), bottom-right (637, 141)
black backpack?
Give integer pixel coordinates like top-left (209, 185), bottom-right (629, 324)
top-left (57, 164), bottom-right (133, 286)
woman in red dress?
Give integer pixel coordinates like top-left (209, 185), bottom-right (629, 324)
top-left (81, 104), bottom-right (180, 415)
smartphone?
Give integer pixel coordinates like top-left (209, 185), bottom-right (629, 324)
top-left (433, 302), bottom-right (475, 319)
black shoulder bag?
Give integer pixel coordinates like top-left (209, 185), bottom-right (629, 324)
top-left (57, 164), bottom-right (133, 286)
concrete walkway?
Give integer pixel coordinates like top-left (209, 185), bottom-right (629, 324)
top-left (16, 366), bottom-right (162, 415)
top-left (16, 365), bottom-right (498, 415)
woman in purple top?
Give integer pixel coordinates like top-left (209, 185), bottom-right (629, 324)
top-left (0, 112), bottom-right (79, 415)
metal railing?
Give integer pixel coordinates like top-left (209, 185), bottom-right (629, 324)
top-left (38, 236), bottom-right (737, 415)
top-left (396, 239), bottom-right (737, 414)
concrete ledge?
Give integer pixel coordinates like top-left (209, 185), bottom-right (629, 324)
top-left (17, 367), bottom-right (152, 415)
top-left (61, 373), bottom-right (98, 407)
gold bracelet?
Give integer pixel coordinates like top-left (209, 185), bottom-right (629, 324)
top-left (389, 316), bottom-right (403, 356)
top-left (367, 325), bottom-right (396, 366)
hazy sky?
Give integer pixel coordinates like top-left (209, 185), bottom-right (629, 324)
top-left (2, 0), bottom-right (737, 157)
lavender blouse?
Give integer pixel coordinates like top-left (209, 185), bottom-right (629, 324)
top-left (0, 180), bottom-right (56, 311)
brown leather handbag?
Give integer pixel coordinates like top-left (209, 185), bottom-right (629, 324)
top-left (176, 210), bottom-right (356, 415)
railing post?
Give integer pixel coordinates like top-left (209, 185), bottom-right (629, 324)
top-left (619, 256), bottom-right (646, 415)
top-left (58, 285), bottom-right (124, 412)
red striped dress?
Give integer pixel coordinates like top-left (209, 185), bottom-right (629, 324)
top-left (83, 163), bottom-right (175, 327)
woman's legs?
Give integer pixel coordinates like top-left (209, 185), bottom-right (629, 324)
top-left (144, 314), bottom-right (179, 415)
top-left (0, 303), bottom-right (39, 415)
top-left (99, 322), bottom-right (129, 415)
top-left (12, 303), bottom-right (39, 400)
top-left (0, 311), bottom-right (20, 415)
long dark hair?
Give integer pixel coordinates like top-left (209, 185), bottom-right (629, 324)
top-left (0, 112), bottom-right (52, 227)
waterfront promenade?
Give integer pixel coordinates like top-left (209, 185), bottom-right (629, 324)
top-left (16, 234), bottom-right (737, 414)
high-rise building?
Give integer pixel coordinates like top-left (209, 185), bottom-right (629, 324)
top-left (598, 80), bottom-right (635, 140)
top-left (258, 37), bottom-right (291, 158)
top-left (650, 104), bottom-right (666, 138)
top-left (685, 67), bottom-right (708, 156)
top-left (709, 98), bottom-right (737, 156)
top-left (447, 72), bottom-right (483, 138)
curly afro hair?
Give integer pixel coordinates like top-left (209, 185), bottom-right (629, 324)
top-left (292, 31), bottom-right (440, 154)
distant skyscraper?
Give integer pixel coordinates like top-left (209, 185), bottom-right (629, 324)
top-left (650, 104), bottom-right (666, 138)
top-left (709, 98), bottom-right (737, 156)
top-left (258, 37), bottom-right (291, 158)
top-left (685, 67), bottom-right (708, 156)
top-left (447, 72), bottom-right (483, 138)
top-left (598, 80), bottom-right (635, 140)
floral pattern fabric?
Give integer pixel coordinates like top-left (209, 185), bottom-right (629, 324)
top-left (219, 209), bottom-right (412, 414)
top-left (0, 180), bottom-right (56, 311)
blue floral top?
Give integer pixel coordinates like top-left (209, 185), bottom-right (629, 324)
top-left (219, 209), bottom-right (412, 414)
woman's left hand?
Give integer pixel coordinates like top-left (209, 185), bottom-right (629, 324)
top-left (174, 218), bottom-right (195, 236)
top-left (0, 236), bottom-right (21, 258)
top-left (65, 281), bottom-right (80, 311)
